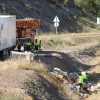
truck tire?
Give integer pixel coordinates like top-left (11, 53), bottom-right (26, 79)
top-left (7, 48), bottom-right (12, 58)
top-left (0, 48), bottom-right (12, 59)
top-left (0, 50), bottom-right (3, 59)
top-left (3, 48), bottom-right (10, 59)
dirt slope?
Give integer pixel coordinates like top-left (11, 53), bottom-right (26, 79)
top-left (0, 69), bottom-right (67, 100)
top-left (34, 42), bottom-right (100, 73)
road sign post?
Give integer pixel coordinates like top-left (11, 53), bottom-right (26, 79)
top-left (53, 16), bottom-right (60, 35)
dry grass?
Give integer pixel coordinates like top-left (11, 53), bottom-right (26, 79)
top-left (0, 59), bottom-right (79, 100)
top-left (0, 93), bottom-right (22, 100)
top-left (36, 34), bottom-right (100, 50)
top-left (0, 59), bottom-right (45, 71)
top-left (88, 93), bottom-right (100, 100)
top-left (95, 50), bottom-right (100, 56)
top-left (91, 65), bottom-right (100, 73)
top-left (37, 35), bottom-right (75, 50)
top-left (90, 56), bottom-right (100, 73)
top-left (0, 92), bottom-right (33, 100)
top-left (0, 59), bottom-right (51, 100)
top-left (0, 58), bottom-right (63, 85)
top-left (62, 84), bottom-right (79, 100)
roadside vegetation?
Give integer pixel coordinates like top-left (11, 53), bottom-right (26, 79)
top-left (47, 0), bottom-right (100, 33)
top-left (50, 0), bottom-right (100, 16)
top-left (37, 34), bottom-right (100, 50)
top-left (0, 93), bottom-right (22, 100)
top-left (0, 0), bottom-right (99, 33)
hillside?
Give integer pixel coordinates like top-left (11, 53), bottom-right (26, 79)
top-left (0, 0), bottom-right (99, 33)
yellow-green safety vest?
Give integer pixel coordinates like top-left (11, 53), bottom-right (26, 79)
top-left (34, 42), bottom-right (40, 46)
top-left (26, 42), bottom-right (32, 46)
top-left (78, 76), bottom-right (83, 83)
top-left (81, 72), bottom-right (86, 79)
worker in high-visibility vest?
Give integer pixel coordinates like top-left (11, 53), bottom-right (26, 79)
top-left (34, 39), bottom-right (40, 55)
top-left (26, 40), bottom-right (32, 51)
top-left (17, 38), bottom-right (22, 52)
top-left (81, 71), bottom-right (88, 84)
top-left (73, 75), bottom-right (84, 92)
top-left (78, 75), bottom-right (83, 92)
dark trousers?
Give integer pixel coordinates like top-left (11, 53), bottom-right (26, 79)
top-left (27, 46), bottom-right (30, 51)
top-left (18, 46), bottom-right (21, 52)
top-left (83, 78), bottom-right (88, 84)
top-left (34, 46), bottom-right (38, 54)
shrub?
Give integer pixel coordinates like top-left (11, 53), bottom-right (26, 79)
top-left (24, 4), bottom-right (31, 10)
top-left (74, 0), bottom-right (89, 7)
top-left (98, 10), bottom-right (100, 16)
top-left (64, 0), bottom-right (69, 4)
top-left (49, 0), bottom-right (59, 5)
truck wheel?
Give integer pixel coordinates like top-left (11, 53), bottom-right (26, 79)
top-left (0, 50), bottom-right (3, 59)
top-left (7, 48), bottom-right (11, 58)
top-left (3, 49), bottom-right (10, 59)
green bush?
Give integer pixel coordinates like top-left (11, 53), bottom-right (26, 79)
top-left (49, 0), bottom-right (59, 5)
top-left (74, 0), bottom-right (83, 7)
top-left (74, 0), bottom-right (89, 7)
top-left (64, 0), bottom-right (69, 4)
top-left (74, 0), bottom-right (100, 16)
top-left (24, 4), bottom-right (31, 10)
top-left (98, 10), bottom-right (100, 16)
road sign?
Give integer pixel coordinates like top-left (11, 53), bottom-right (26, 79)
top-left (97, 18), bottom-right (100, 24)
top-left (53, 16), bottom-right (60, 23)
top-left (53, 16), bottom-right (60, 35)
top-left (54, 22), bottom-right (59, 27)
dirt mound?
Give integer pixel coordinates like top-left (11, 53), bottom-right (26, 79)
top-left (0, 68), bottom-right (67, 100)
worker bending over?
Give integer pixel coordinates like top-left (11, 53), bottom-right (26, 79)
top-left (73, 74), bottom-right (84, 92)
top-left (81, 70), bottom-right (88, 84)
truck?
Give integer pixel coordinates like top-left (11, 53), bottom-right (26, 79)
top-left (0, 16), bottom-right (40, 59)
top-left (16, 18), bottom-right (40, 39)
top-left (0, 15), bottom-right (16, 59)
top-left (16, 18), bottom-right (40, 52)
